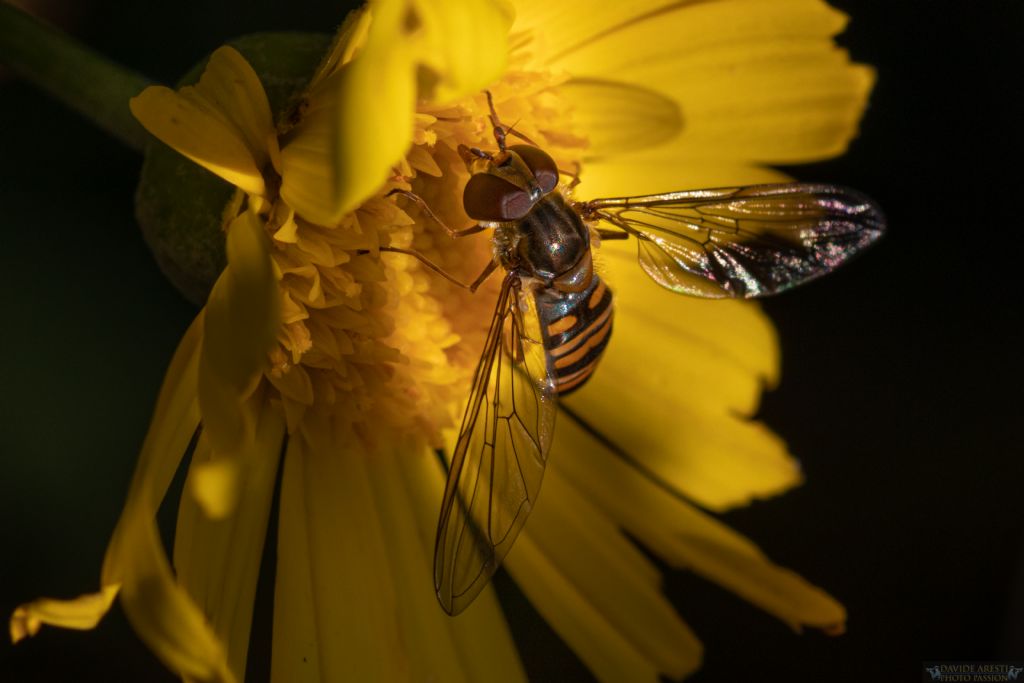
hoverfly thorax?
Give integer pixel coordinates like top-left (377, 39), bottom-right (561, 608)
top-left (462, 144), bottom-right (592, 289)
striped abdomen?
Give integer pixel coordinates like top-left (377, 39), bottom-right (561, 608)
top-left (535, 276), bottom-right (614, 395)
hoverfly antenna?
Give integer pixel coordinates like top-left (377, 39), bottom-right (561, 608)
top-left (483, 90), bottom-right (506, 151)
top-left (484, 91), bottom-right (542, 149)
top-left (505, 119), bottom-right (541, 148)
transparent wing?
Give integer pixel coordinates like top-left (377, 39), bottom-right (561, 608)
top-left (581, 183), bottom-right (885, 298)
top-left (434, 273), bottom-right (556, 615)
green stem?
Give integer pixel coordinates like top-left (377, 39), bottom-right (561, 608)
top-left (0, 4), bottom-right (153, 152)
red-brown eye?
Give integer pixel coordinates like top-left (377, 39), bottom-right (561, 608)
top-left (510, 145), bottom-right (558, 194)
top-left (463, 173), bottom-right (534, 221)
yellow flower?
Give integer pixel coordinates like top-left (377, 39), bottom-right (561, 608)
top-left (11, 0), bottom-right (874, 681)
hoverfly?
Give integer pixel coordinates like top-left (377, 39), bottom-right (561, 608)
top-left (386, 94), bottom-right (884, 616)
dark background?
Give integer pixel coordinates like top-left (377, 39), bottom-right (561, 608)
top-left (1, 1), bottom-right (1021, 681)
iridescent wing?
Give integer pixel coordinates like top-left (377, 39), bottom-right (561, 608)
top-left (580, 183), bottom-right (885, 298)
top-left (434, 272), bottom-right (556, 615)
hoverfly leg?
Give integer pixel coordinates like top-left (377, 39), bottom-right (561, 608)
top-left (371, 247), bottom-right (498, 293)
top-left (387, 189), bottom-right (486, 239)
top-left (467, 260), bottom-right (500, 293)
top-left (559, 161), bottom-right (583, 191)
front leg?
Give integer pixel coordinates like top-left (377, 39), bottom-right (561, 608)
top-left (361, 248), bottom-right (499, 293)
top-left (388, 189), bottom-right (486, 239)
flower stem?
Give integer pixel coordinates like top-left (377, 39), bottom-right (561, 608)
top-left (0, 4), bottom-right (153, 152)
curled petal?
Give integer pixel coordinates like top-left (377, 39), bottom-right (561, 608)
top-left (281, 0), bottom-right (512, 225)
top-left (130, 46), bottom-right (273, 195)
top-left (280, 32), bottom-right (416, 226)
top-left (113, 512), bottom-right (235, 683)
top-left (191, 46), bottom-right (275, 169)
top-left (199, 209), bottom-right (280, 454)
top-left (174, 397), bottom-right (286, 681)
top-left (10, 586), bottom-right (119, 643)
top-left (411, 0), bottom-right (514, 103)
top-left (12, 319), bottom-right (240, 680)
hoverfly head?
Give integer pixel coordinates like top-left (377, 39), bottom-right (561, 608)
top-left (508, 145), bottom-right (559, 195)
top-left (462, 145), bottom-right (559, 222)
top-left (463, 171), bottom-right (534, 221)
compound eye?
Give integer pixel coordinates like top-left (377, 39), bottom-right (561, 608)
top-left (510, 145), bottom-right (559, 194)
top-left (463, 173), bottom-right (534, 221)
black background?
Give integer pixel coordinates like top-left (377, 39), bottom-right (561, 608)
top-left (1, 1), bottom-right (1021, 681)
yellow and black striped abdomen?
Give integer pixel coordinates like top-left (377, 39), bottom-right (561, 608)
top-left (536, 276), bottom-right (614, 395)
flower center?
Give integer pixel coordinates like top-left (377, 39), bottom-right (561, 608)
top-left (267, 65), bottom-right (588, 447)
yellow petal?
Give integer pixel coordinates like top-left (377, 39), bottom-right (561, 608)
top-left (192, 46), bottom-right (275, 169)
top-left (114, 511), bottom-right (235, 683)
top-left (511, 0), bottom-right (680, 60)
top-left (199, 209), bottom-right (280, 454)
top-left (188, 448), bottom-right (240, 519)
top-left (272, 419), bottom-right (408, 681)
top-left (105, 318), bottom-right (237, 682)
top-left (102, 317), bottom-right (204, 543)
top-left (270, 438), bottom-right (320, 683)
top-left (550, 0), bottom-right (873, 163)
top-left (604, 279), bottom-right (779, 394)
top-left (506, 534), bottom-right (667, 683)
top-left (581, 157), bottom-right (791, 197)
top-left (564, 285), bottom-right (799, 509)
top-left (273, 429), bottom-right (524, 683)
top-left (554, 415), bottom-right (846, 632)
top-left (512, 466), bottom-right (702, 679)
top-left (581, 159), bottom-right (788, 387)
top-left (280, 35), bottom-right (416, 226)
top-left (555, 78), bottom-right (682, 157)
top-left (572, 388), bottom-right (798, 511)
top-left (624, 56), bottom-right (874, 163)
top-left (412, 0), bottom-right (513, 103)
top-left (103, 324), bottom-right (232, 683)
top-left (304, 6), bottom-right (373, 90)
top-left (174, 395), bottom-right (286, 682)
top-left (10, 317), bottom-right (202, 646)
top-left (131, 85), bottom-right (265, 195)
top-left (551, 0), bottom-right (849, 74)
top-left (282, 0), bottom-right (512, 226)
top-left (574, 161), bottom-right (803, 509)
top-left (11, 317), bottom-right (238, 680)
top-left (130, 47), bottom-right (272, 195)
top-left (369, 440), bottom-right (527, 682)
top-left (10, 586), bottom-right (119, 643)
